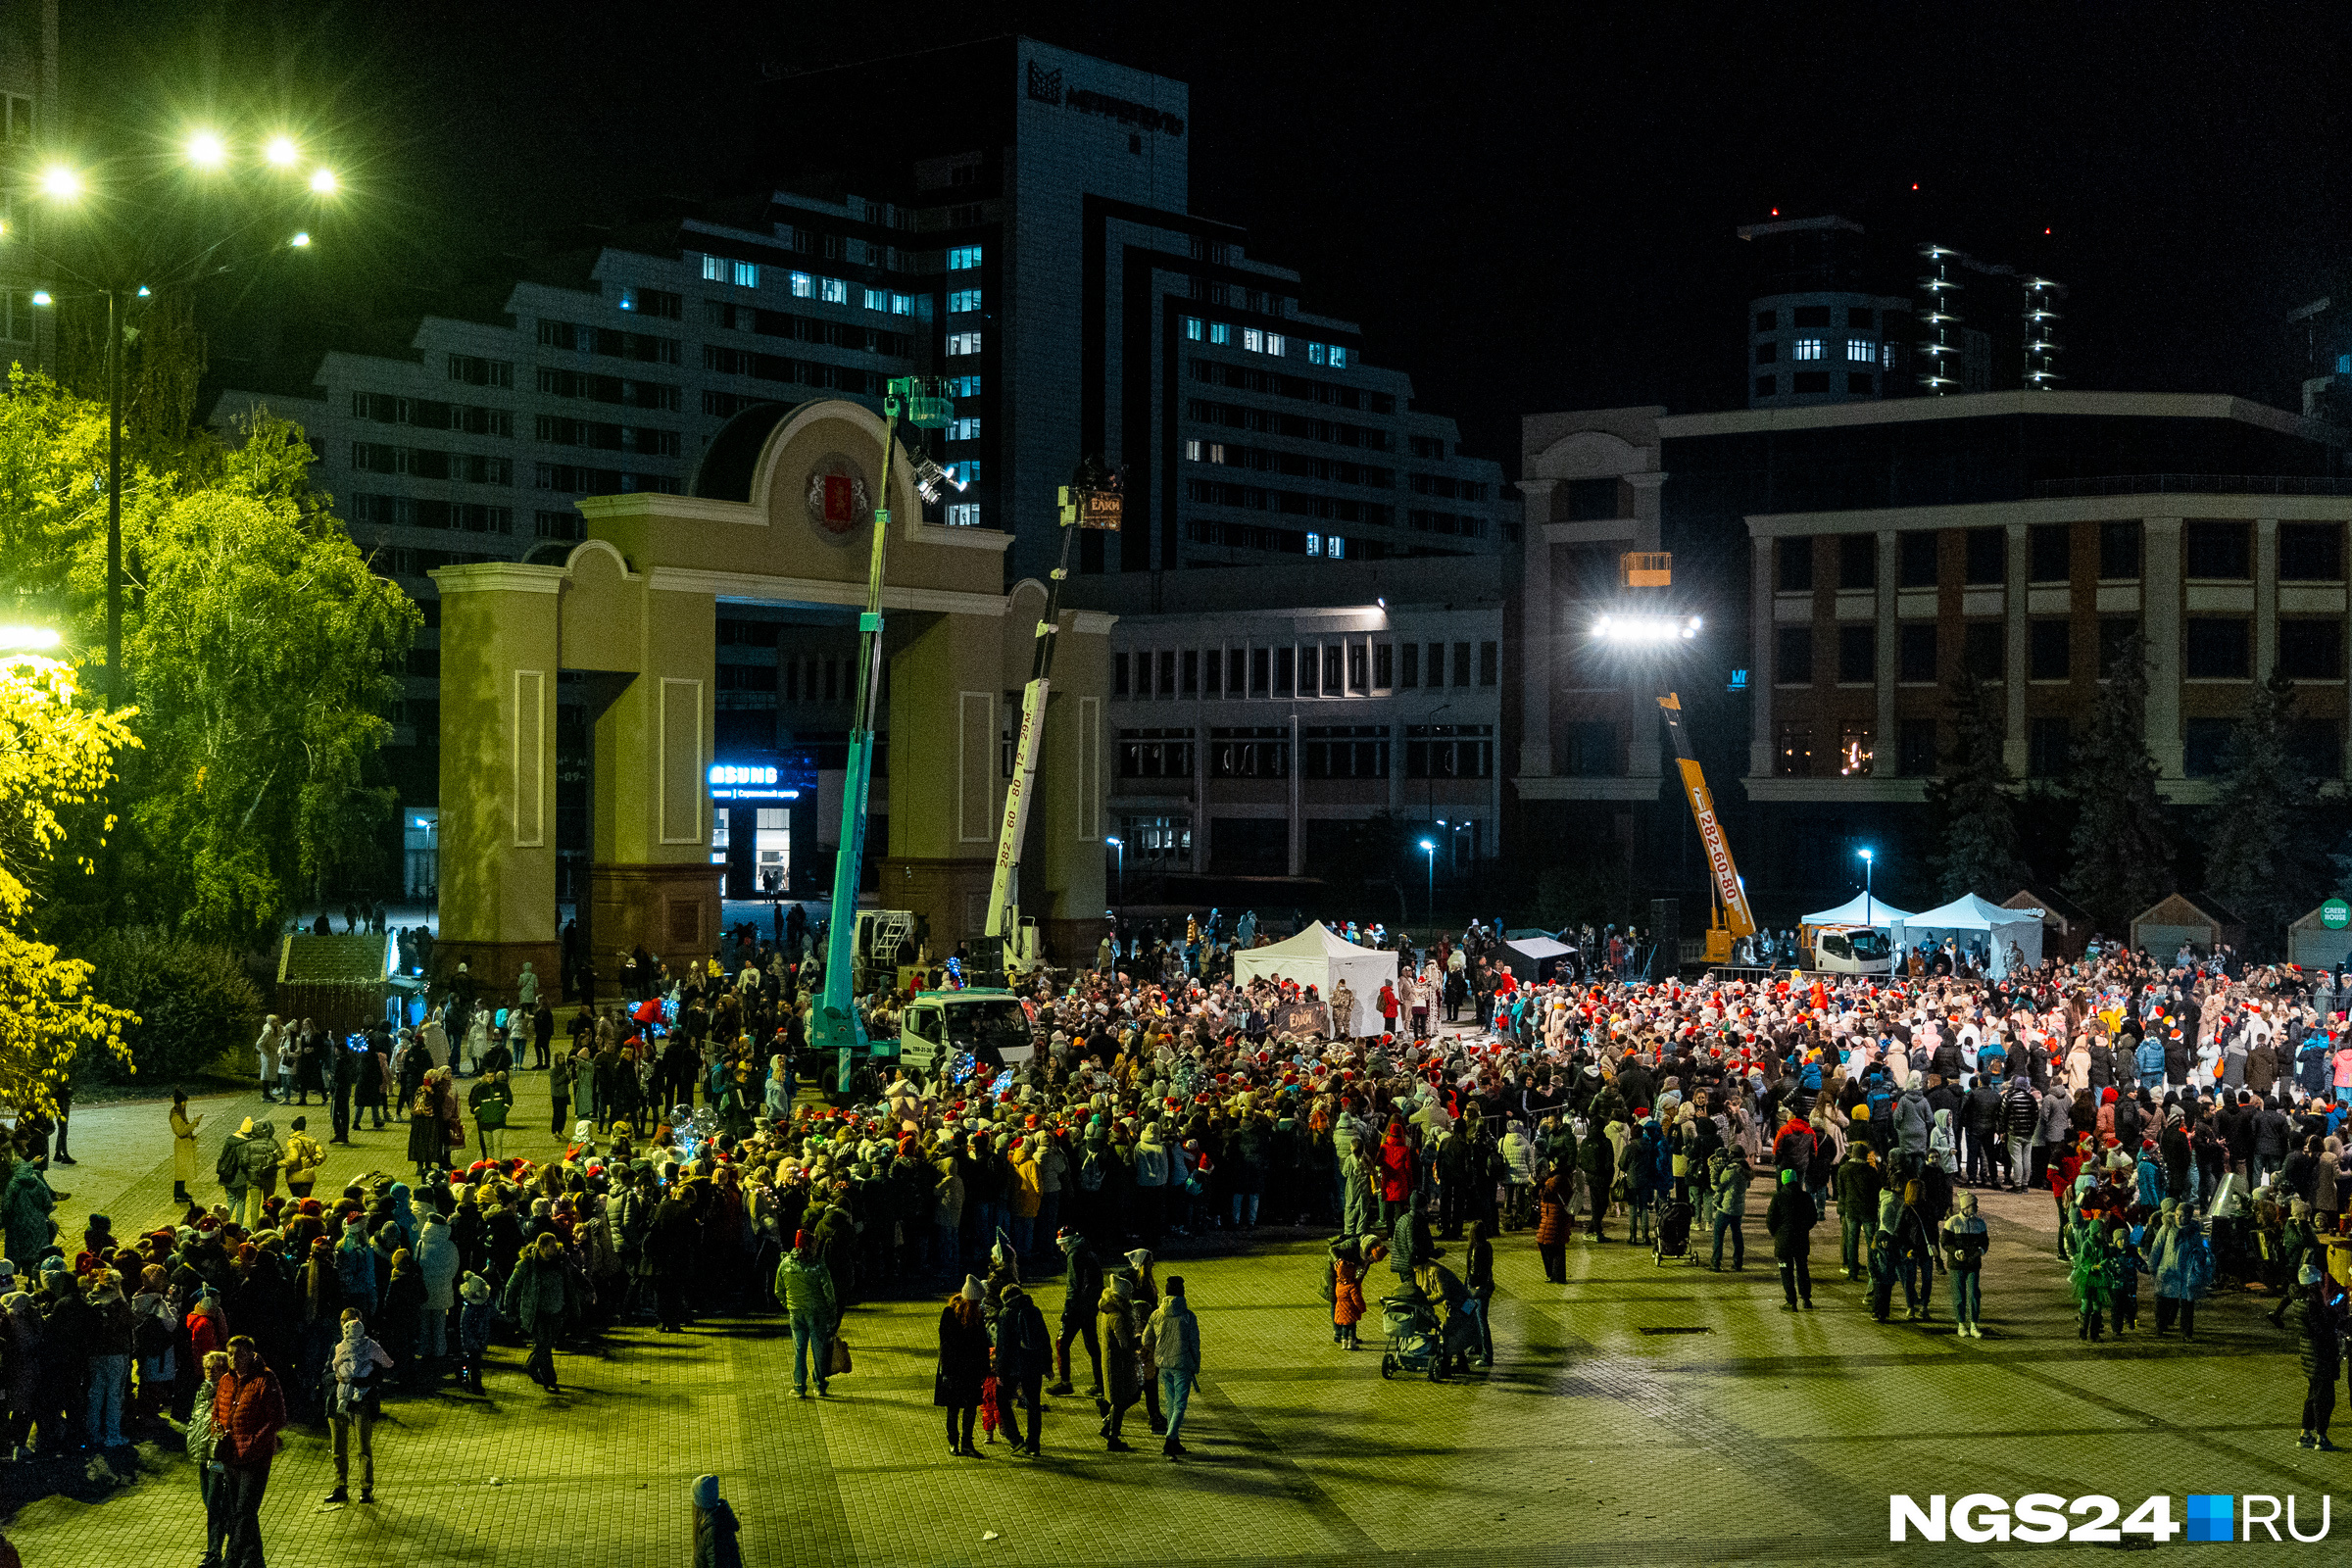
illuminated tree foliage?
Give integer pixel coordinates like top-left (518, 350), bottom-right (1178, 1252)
top-left (0, 655), bottom-right (139, 1110)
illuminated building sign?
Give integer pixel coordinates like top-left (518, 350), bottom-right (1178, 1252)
top-left (707, 761), bottom-right (802, 802)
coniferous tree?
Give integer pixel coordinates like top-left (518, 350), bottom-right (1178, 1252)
top-left (2205, 670), bottom-right (2319, 956)
top-left (1925, 667), bottom-right (2028, 899)
top-left (2060, 632), bottom-right (2175, 932)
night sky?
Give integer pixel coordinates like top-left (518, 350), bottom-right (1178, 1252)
top-left (69, 2), bottom-right (2352, 468)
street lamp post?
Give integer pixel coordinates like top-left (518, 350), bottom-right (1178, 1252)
top-left (1105, 836), bottom-right (1124, 931)
top-left (1419, 838), bottom-right (1437, 944)
top-left (24, 131), bottom-right (337, 708)
top-left (1858, 846), bottom-right (1875, 926)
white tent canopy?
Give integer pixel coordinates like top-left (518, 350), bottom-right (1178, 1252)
top-left (1800, 892), bottom-right (1915, 928)
top-left (1233, 920), bottom-right (1397, 1001)
top-left (1897, 893), bottom-right (2045, 977)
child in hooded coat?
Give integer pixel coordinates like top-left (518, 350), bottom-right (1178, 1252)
top-left (456, 1271), bottom-right (495, 1394)
top-left (692, 1473), bottom-right (744, 1568)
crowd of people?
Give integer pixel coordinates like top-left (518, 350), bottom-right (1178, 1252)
top-left (9, 909), bottom-right (2352, 1561)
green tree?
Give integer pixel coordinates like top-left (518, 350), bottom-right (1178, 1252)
top-left (116, 412), bottom-right (418, 943)
top-left (1925, 667), bottom-right (2028, 899)
top-left (2203, 670), bottom-right (2320, 956)
top-left (0, 655), bottom-right (139, 1113)
top-left (78, 926), bottom-right (263, 1082)
top-left (0, 370), bottom-right (417, 945)
top-left (2060, 632), bottom-right (2175, 932)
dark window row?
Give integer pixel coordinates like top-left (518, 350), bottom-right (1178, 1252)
top-left (537, 368), bottom-right (681, 411)
top-left (351, 393), bottom-right (512, 437)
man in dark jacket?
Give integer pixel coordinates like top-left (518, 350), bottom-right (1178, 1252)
top-left (1961, 1077), bottom-right (2002, 1188)
top-left (992, 1282), bottom-right (1052, 1455)
top-left (1764, 1169), bottom-right (1816, 1310)
top-left (1048, 1228), bottom-right (1103, 1397)
top-left (1835, 1143), bottom-right (1883, 1279)
top-left (2000, 1073), bottom-right (2040, 1191)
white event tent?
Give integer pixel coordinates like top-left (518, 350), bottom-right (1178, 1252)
top-left (1897, 893), bottom-right (2045, 977)
top-left (1233, 920), bottom-right (1398, 999)
top-left (1799, 892), bottom-right (1915, 929)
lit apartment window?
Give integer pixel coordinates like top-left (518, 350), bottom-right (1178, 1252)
top-left (863, 288), bottom-right (888, 312)
top-left (1184, 439), bottom-right (1201, 461)
top-left (1846, 338), bottom-right (1875, 362)
top-left (1209, 322), bottom-right (1232, 345)
top-left (1182, 316), bottom-right (1202, 340)
top-left (891, 293), bottom-right (915, 316)
top-left (701, 254), bottom-right (724, 282)
top-left (1882, 342), bottom-right (1895, 369)
top-left (1242, 327), bottom-right (1263, 353)
top-left (946, 331), bottom-right (982, 356)
top-left (1307, 342), bottom-right (1326, 364)
top-left (951, 461), bottom-right (981, 483)
top-left (1328, 535), bottom-right (1346, 559)
top-left (948, 245), bottom-right (983, 270)
top-left (946, 503), bottom-right (981, 526)
top-left (1305, 532), bottom-right (1322, 557)
top-left (1792, 339), bottom-right (1824, 361)
top-left (949, 289), bottom-right (982, 313)
top-left (733, 261), bottom-right (757, 288)
top-left (949, 375), bottom-right (982, 396)
top-left (1265, 333), bottom-right (1285, 356)
top-left (948, 417), bottom-right (981, 441)
top-left (790, 271), bottom-right (813, 298)
top-left (1207, 443), bottom-right (1226, 464)
top-left (820, 278), bottom-right (848, 304)
top-left (1329, 346), bottom-right (1349, 368)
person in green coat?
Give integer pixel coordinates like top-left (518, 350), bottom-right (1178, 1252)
top-left (500, 1232), bottom-right (568, 1391)
top-left (773, 1232), bottom-right (839, 1398)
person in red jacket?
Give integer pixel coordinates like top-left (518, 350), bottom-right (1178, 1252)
top-left (210, 1337), bottom-right (287, 1568)
top-left (1377, 1121), bottom-right (1416, 1227)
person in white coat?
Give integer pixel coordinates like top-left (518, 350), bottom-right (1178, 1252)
top-left (415, 1210), bottom-right (462, 1366)
top-left (256, 1016), bottom-right (285, 1103)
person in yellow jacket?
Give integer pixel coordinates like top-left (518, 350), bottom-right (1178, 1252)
top-left (280, 1117), bottom-right (328, 1200)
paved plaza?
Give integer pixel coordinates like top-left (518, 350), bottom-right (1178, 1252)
top-left (10, 1068), bottom-right (2325, 1567)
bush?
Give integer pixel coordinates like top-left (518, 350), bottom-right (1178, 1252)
top-left (77, 928), bottom-right (264, 1084)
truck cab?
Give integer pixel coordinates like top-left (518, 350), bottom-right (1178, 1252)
top-left (897, 988), bottom-right (1037, 1082)
top-left (1812, 922), bottom-right (1893, 976)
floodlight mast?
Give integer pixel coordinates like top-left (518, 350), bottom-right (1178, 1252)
top-left (981, 460), bottom-right (1122, 982)
top-left (811, 376), bottom-right (953, 1093)
top-left (1592, 552), bottom-right (1754, 966)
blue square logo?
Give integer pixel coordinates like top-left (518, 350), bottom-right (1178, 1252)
top-left (2185, 1494), bottom-right (2233, 1544)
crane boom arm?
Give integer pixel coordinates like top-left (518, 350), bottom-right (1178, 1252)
top-left (1657, 692), bottom-right (1756, 940)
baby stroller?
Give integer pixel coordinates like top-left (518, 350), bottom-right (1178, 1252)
top-left (1377, 1287), bottom-right (1446, 1382)
top-left (1652, 1193), bottom-right (1695, 1267)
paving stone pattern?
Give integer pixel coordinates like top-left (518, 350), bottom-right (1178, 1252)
top-left (13, 1072), bottom-right (2325, 1567)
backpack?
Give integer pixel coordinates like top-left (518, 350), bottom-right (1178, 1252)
top-left (1076, 1152), bottom-right (1106, 1193)
top-left (216, 1137), bottom-right (244, 1189)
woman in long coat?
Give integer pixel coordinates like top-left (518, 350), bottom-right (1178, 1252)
top-left (170, 1091), bottom-right (204, 1207)
top-left (935, 1277), bottom-right (991, 1456)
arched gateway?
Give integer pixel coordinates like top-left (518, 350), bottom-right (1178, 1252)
top-left (429, 398), bottom-right (1112, 991)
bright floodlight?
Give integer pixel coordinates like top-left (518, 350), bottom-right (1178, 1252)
top-left (265, 135), bottom-right (300, 167)
top-left (28, 291), bottom-right (50, 307)
top-left (38, 165), bottom-right (81, 200)
top-left (186, 130), bottom-right (226, 169)
top-left (309, 167), bottom-right (338, 194)
top-left (0, 626), bottom-right (62, 650)
top-left (1419, 839), bottom-right (1437, 852)
top-left (1104, 836), bottom-right (1121, 847)
top-left (1592, 612), bottom-right (1702, 643)
top-left (1858, 847), bottom-right (1873, 861)
top-left (289, 231), bottom-right (311, 248)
